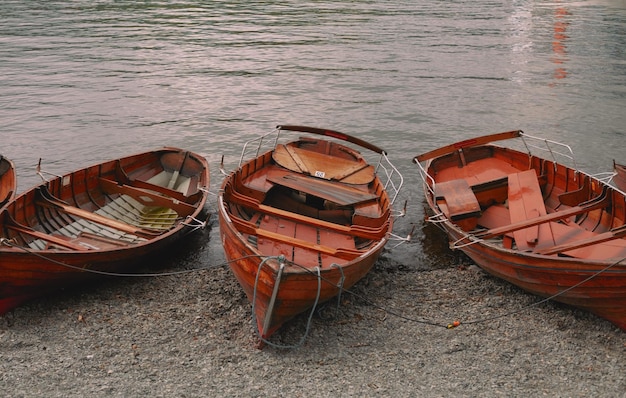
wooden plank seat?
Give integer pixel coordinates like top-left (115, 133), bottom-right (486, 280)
top-left (506, 170), bottom-right (554, 250)
top-left (114, 158), bottom-right (201, 199)
top-left (538, 224), bottom-right (626, 258)
top-left (476, 204), bottom-right (515, 248)
top-left (266, 172), bottom-right (378, 207)
top-left (224, 182), bottom-right (388, 240)
top-left (435, 179), bottom-right (481, 231)
top-left (471, 176), bottom-right (509, 207)
top-left (120, 175), bottom-right (201, 203)
top-left (476, 180), bottom-right (611, 241)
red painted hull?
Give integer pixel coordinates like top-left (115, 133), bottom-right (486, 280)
top-left (416, 131), bottom-right (626, 330)
top-left (218, 126), bottom-right (400, 342)
top-left (0, 155), bottom-right (16, 209)
top-left (0, 147), bottom-right (209, 314)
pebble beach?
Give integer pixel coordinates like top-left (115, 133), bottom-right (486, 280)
top-left (1, 218), bottom-right (625, 397)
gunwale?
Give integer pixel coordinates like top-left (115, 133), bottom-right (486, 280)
top-left (218, 125), bottom-right (402, 343)
top-left (415, 131), bottom-right (626, 330)
top-left (0, 147), bottom-right (209, 314)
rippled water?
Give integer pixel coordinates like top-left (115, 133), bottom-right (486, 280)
top-left (1, 0), bottom-right (625, 268)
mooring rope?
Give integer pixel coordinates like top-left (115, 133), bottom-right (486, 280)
top-left (452, 255), bottom-right (626, 328)
top-left (0, 237), bottom-right (237, 277)
top-left (181, 214), bottom-right (210, 232)
top-left (251, 256), bottom-right (322, 349)
top-left (2, 237), bottom-right (624, 336)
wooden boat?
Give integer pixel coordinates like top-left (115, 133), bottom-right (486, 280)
top-left (0, 147), bottom-right (209, 314)
top-left (218, 125), bottom-right (402, 342)
top-left (613, 160), bottom-right (626, 192)
top-left (0, 155), bottom-right (17, 210)
top-left (414, 131), bottom-right (626, 330)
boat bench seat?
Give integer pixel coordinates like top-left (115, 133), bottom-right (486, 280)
top-left (507, 170), bottom-right (555, 251)
top-left (267, 172), bottom-right (378, 207)
top-left (435, 179), bottom-right (481, 230)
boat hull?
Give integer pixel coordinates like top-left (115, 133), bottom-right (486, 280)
top-left (417, 132), bottom-right (626, 330)
top-left (0, 155), bottom-right (16, 209)
top-left (219, 201), bottom-right (386, 338)
top-left (435, 219), bottom-right (626, 330)
top-left (218, 126), bottom-right (400, 341)
top-left (0, 147), bottom-right (209, 314)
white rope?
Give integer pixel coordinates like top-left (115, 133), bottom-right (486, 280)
top-left (252, 257), bottom-right (322, 349)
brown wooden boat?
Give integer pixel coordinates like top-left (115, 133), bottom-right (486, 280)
top-left (415, 131), bottom-right (626, 330)
top-left (0, 147), bottom-right (209, 314)
top-left (613, 160), bottom-right (626, 192)
top-left (218, 125), bottom-right (402, 343)
top-left (0, 155), bottom-right (17, 209)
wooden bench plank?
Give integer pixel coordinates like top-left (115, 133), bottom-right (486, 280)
top-left (538, 224), bottom-right (626, 256)
top-left (507, 170), bottom-right (554, 250)
top-left (435, 179), bottom-right (481, 219)
top-left (435, 179), bottom-right (481, 231)
top-left (476, 186), bottom-right (611, 240)
top-left (225, 183), bottom-right (387, 240)
top-left (476, 204), bottom-right (514, 248)
top-left (267, 173), bottom-right (378, 206)
top-left (127, 177), bottom-right (201, 203)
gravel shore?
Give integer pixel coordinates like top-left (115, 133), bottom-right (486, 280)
top-left (1, 217), bottom-right (625, 397)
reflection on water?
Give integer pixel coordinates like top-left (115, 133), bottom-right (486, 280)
top-left (551, 4), bottom-right (570, 83)
top-left (0, 1), bottom-right (624, 272)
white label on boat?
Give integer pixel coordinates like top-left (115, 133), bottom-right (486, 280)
top-left (314, 170), bottom-right (325, 178)
top-left (63, 176), bottom-right (71, 186)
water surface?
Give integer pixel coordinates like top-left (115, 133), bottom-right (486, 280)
top-left (1, 0), bottom-right (624, 269)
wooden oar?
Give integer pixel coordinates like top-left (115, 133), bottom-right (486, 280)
top-left (35, 187), bottom-right (161, 238)
top-left (229, 215), bottom-right (361, 260)
top-left (227, 187), bottom-right (387, 240)
top-left (6, 223), bottom-right (89, 251)
top-left (277, 125), bottom-right (386, 155)
top-left (537, 225), bottom-right (626, 255)
top-left (475, 187), bottom-right (610, 240)
top-left (414, 130), bottom-right (522, 163)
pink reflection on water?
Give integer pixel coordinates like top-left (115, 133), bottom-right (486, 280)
top-left (550, 4), bottom-right (570, 85)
